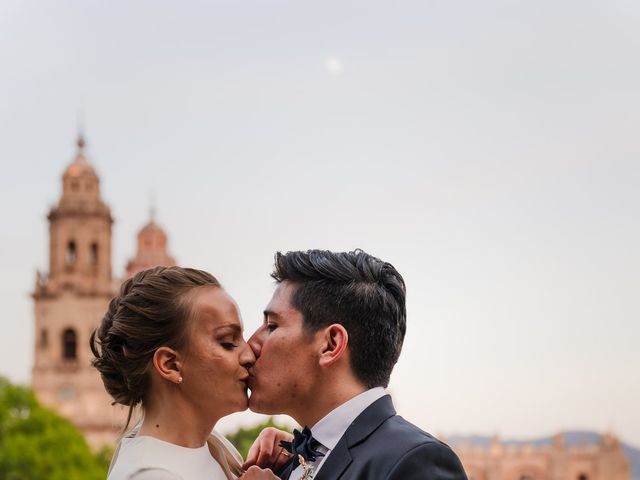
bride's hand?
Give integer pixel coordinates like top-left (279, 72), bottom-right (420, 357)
top-left (240, 466), bottom-right (280, 479)
top-left (243, 427), bottom-right (294, 470)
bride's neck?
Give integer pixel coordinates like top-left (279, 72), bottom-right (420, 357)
top-left (138, 395), bottom-right (218, 448)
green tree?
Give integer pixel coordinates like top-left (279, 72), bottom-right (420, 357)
top-left (0, 377), bottom-right (108, 480)
top-left (94, 444), bottom-right (115, 473)
top-left (226, 418), bottom-right (293, 459)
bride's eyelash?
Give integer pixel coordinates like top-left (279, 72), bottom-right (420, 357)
top-left (221, 342), bottom-right (238, 350)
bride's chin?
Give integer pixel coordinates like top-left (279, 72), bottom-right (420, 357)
top-left (233, 403), bottom-right (249, 414)
top-left (236, 395), bottom-right (250, 411)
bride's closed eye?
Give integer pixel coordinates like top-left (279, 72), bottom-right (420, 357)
top-left (220, 341), bottom-right (239, 350)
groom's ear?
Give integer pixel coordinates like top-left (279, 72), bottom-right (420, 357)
top-left (318, 324), bottom-right (349, 367)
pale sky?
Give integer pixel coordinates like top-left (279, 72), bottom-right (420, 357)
top-left (1, 0), bottom-right (638, 447)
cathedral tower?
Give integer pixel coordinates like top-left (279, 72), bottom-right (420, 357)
top-left (32, 135), bottom-right (124, 446)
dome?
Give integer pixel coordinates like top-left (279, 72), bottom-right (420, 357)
top-left (126, 212), bottom-right (176, 278)
top-left (139, 220), bottom-right (166, 237)
top-left (57, 134), bottom-right (104, 209)
top-left (63, 135), bottom-right (97, 179)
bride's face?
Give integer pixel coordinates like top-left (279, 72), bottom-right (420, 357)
top-left (179, 286), bottom-right (255, 418)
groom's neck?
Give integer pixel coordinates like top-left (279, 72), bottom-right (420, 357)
top-left (295, 375), bottom-right (368, 428)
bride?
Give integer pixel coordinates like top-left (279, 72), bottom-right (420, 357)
top-left (91, 266), bottom-right (284, 480)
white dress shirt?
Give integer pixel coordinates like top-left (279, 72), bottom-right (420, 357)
top-left (289, 387), bottom-right (386, 479)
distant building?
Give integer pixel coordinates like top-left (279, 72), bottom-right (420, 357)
top-left (452, 432), bottom-right (630, 480)
top-left (31, 135), bottom-right (176, 446)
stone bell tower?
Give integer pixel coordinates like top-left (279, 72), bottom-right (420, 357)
top-left (32, 134), bottom-right (125, 446)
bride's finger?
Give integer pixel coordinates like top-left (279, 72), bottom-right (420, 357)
top-left (240, 465), bottom-right (280, 479)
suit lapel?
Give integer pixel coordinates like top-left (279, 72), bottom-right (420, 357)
top-left (277, 458), bottom-right (295, 480)
top-left (314, 395), bottom-right (396, 480)
top-left (314, 436), bottom-right (351, 480)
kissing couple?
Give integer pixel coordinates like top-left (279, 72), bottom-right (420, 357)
top-left (92, 249), bottom-right (467, 480)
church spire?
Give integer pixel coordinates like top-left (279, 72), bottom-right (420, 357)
top-left (77, 131), bottom-right (85, 150)
top-left (70, 131), bottom-right (89, 167)
top-left (41, 133), bottom-right (114, 296)
top-left (149, 191), bottom-right (157, 223)
top-left (76, 109), bottom-right (85, 149)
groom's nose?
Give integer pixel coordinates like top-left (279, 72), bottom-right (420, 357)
top-left (247, 327), bottom-right (263, 358)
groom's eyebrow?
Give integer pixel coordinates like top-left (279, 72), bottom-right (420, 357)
top-left (263, 310), bottom-right (280, 321)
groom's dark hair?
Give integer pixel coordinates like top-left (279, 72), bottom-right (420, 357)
top-left (272, 249), bottom-right (406, 389)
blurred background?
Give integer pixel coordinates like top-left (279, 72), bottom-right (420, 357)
top-left (0, 1), bottom-right (638, 478)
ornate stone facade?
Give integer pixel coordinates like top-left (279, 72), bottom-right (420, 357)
top-left (453, 433), bottom-right (630, 480)
top-left (32, 135), bottom-right (176, 446)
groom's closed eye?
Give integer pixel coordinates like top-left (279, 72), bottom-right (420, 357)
top-left (263, 311), bottom-right (279, 334)
top-left (266, 323), bottom-right (277, 333)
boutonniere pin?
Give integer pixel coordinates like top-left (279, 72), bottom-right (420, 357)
top-left (298, 454), bottom-right (315, 480)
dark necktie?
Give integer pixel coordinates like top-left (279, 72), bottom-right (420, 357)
top-left (278, 426), bottom-right (325, 478)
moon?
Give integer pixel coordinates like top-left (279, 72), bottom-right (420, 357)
top-left (325, 56), bottom-right (343, 75)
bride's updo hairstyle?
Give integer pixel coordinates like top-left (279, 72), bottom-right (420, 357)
top-left (90, 265), bottom-right (220, 428)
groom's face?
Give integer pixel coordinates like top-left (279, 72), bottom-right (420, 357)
top-left (247, 281), bottom-right (319, 417)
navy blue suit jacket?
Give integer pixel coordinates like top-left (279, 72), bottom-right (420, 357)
top-left (279, 395), bottom-right (467, 480)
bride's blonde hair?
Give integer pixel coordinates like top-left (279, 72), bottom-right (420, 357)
top-left (207, 431), bottom-right (245, 479)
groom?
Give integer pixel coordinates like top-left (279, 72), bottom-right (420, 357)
top-left (246, 249), bottom-right (467, 480)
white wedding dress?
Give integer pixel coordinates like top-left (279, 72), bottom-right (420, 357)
top-left (108, 432), bottom-right (242, 480)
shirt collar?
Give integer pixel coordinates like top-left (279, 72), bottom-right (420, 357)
top-left (310, 387), bottom-right (386, 451)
